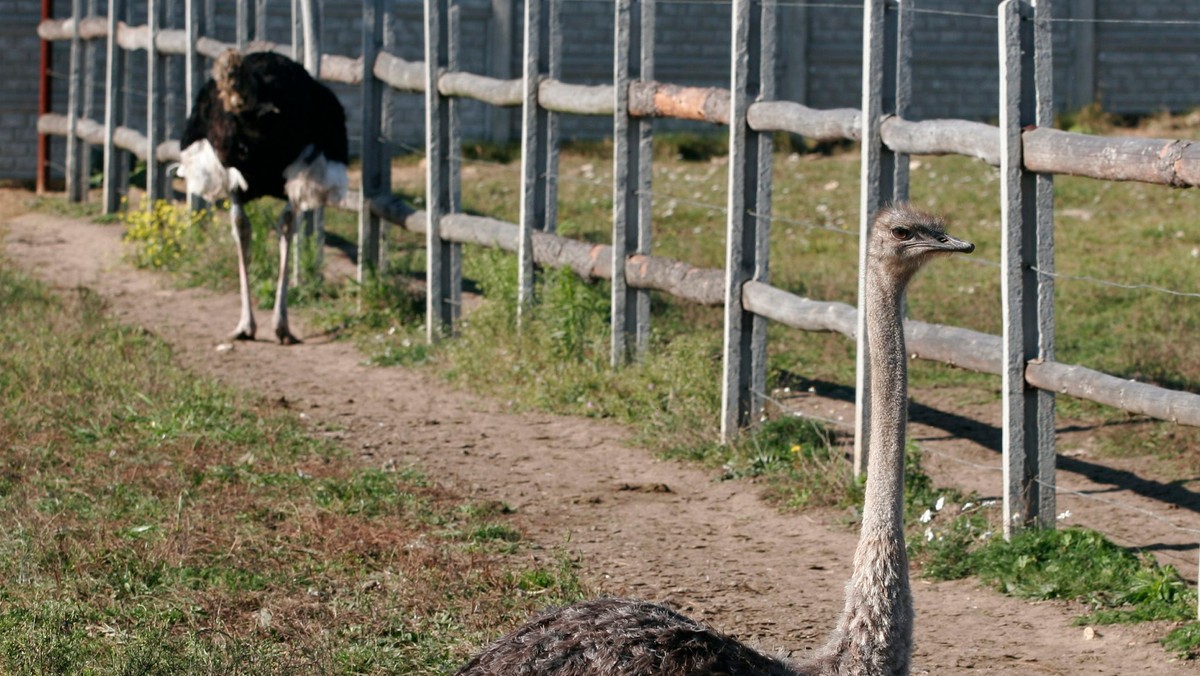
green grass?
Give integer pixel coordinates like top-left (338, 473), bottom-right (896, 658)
top-left (919, 522), bottom-right (1200, 657)
top-left (368, 138), bottom-right (1200, 658)
top-left (420, 248), bottom-right (726, 454)
top-left (456, 143), bottom-right (1200, 468)
top-left (0, 265), bottom-right (587, 674)
top-left (365, 135), bottom-right (1200, 406)
top-left (120, 197), bottom-right (362, 315)
top-left (25, 194), bottom-right (113, 222)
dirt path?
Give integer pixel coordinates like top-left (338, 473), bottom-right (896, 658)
top-left (4, 206), bottom-right (1197, 675)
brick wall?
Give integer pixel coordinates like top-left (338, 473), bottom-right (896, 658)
top-left (5, 0), bottom-right (1200, 181)
top-left (1, 0), bottom-right (48, 181)
top-left (1094, 3), bottom-right (1200, 114)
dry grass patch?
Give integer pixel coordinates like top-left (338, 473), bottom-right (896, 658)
top-left (0, 268), bottom-right (585, 674)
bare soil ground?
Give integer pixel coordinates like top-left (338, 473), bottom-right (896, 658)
top-left (4, 192), bottom-right (1198, 674)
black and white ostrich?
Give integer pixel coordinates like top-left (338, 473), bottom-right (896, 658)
top-left (177, 49), bottom-right (348, 344)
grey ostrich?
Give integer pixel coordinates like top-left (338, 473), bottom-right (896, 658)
top-left (455, 204), bottom-right (974, 676)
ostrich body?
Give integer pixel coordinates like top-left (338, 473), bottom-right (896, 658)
top-left (177, 50), bottom-right (348, 344)
top-left (456, 204), bottom-right (974, 676)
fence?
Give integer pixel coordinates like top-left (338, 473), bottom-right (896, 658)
top-left (35, 0), bottom-right (1200, 543)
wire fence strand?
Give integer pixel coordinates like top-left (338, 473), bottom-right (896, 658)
top-left (1050, 16), bottom-right (1200, 26)
top-left (1032, 265), bottom-right (1200, 299)
top-left (368, 130), bottom-right (1200, 303)
top-left (405, 146), bottom-right (1200, 302)
top-left (748, 208), bottom-right (858, 237)
top-left (907, 6), bottom-right (995, 21)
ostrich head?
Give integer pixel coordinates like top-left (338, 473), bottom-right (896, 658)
top-left (869, 204), bottom-right (975, 284)
top-left (214, 50), bottom-right (253, 113)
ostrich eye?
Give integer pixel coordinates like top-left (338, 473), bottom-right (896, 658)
top-left (891, 227), bottom-right (912, 241)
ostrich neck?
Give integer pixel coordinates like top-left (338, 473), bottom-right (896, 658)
top-left (861, 270), bottom-right (908, 537)
top-left (817, 264), bottom-right (913, 675)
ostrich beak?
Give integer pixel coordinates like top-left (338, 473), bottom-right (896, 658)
top-left (934, 233), bottom-right (975, 254)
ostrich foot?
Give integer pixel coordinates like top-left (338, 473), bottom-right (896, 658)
top-left (275, 326), bottom-right (302, 345)
top-left (230, 323), bottom-right (256, 341)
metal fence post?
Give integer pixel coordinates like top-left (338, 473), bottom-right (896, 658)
top-left (720, 0), bottom-right (775, 441)
top-left (517, 0), bottom-right (558, 321)
top-left (854, 0), bottom-right (911, 475)
top-left (164, 0), bottom-right (178, 171)
top-left (65, 0), bottom-right (83, 202)
top-left (425, 0), bottom-right (458, 338)
top-left (236, 0), bottom-right (250, 49)
top-left (611, 0), bottom-right (654, 366)
top-left (185, 0), bottom-right (202, 117)
top-left (146, 0), bottom-right (165, 203)
top-left (359, 0), bottom-right (389, 284)
top-left (517, 0), bottom-right (539, 319)
top-left (120, 0), bottom-right (134, 197)
top-left (298, 0), bottom-right (320, 74)
top-left (1000, 0), bottom-right (1056, 537)
top-left (102, 0), bottom-right (126, 213)
top-left (184, 0), bottom-right (203, 211)
top-left (295, 0), bottom-right (324, 285)
top-left (255, 0), bottom-right (268, 41)
top-left (80, 0), bottom-right (98, 202)
top-left (291, 0), bottom-right (301, 56)
top-left (544, 0), bottom-right (561, 236)
top-left (447, 3), bottom-right (464, 326)
top-left (204, 0), bottom-right (215, 47)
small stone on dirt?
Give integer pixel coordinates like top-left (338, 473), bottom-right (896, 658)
top-left (617, 482), bottom-right (672, 493)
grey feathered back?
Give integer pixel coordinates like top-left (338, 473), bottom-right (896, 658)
top-left (456, 598), bottom-right (802, 676)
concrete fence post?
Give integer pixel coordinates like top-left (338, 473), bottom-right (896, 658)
top-left (999, 0), bottom-right (1056, 537)
top-left (720, 0), bottom-right (776, 441)
top-left (854, 0), bottom-right (912, 474)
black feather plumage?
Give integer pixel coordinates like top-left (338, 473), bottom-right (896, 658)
top-left (181, 51), bottom-right (347, 202)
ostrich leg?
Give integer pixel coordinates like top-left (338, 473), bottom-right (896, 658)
top-left (230, 197), bottom-right (257, 340)
top-left (273, 203), bottom-right (302, 344)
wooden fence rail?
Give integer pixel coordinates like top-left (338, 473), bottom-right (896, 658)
top-left (38, 16), bottom-right (1200, 190)
top-left (369, 192), bottom-right (1200, 430)
top-left (36, 0), bottom-right (1200, 540)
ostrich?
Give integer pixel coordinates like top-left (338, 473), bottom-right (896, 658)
top-left (456, 204), bottom-right (975, 676)
top-left (176, 49), bottom-right (348, 344)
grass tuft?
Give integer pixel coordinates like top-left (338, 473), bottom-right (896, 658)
top-left (920, 521), bottom-right (1200, 657)
top-left (121, 198), bottom-right (217, 270)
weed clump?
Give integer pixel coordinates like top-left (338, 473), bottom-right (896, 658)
top-left (434, 249), bottom-right (723, 451)
top-left (121, 198), bottom-right (214, 270)
top-left (919, 522), bottom-right (1200, 657)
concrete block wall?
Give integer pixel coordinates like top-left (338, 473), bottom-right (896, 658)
top-left (6, 0), bottom-right (1200, 181)
top-left (1, 0), bottom-right (49, 181)
top-left (1094, 2), bottom-right (1200, 114)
